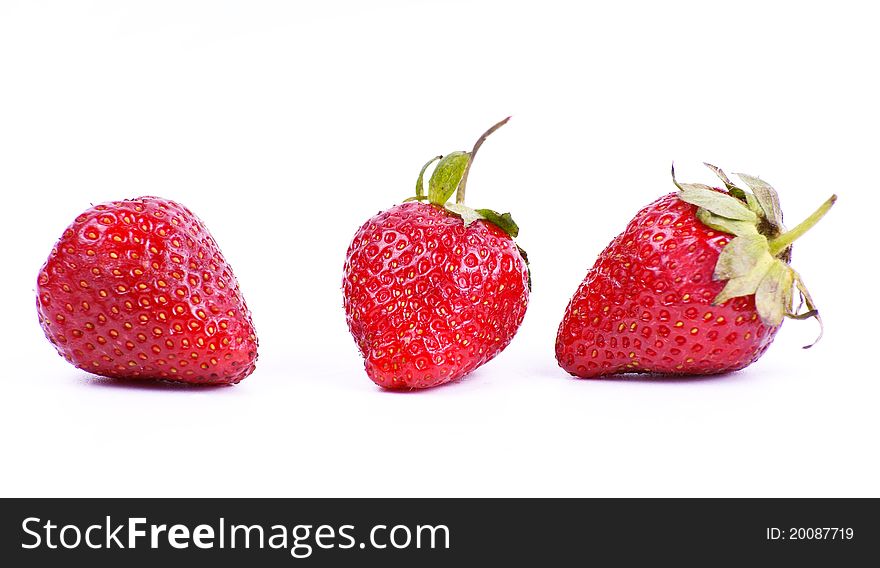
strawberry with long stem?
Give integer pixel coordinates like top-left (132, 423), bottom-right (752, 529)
top-left (344, 118), bottom-right (530, 389)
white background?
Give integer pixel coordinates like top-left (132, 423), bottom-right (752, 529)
top-left (1, 0), bottom-right (877, 497)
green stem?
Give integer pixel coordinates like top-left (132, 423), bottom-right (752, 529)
top-left (456, 116), bottom-right (510, 205)
top-left (768, 194), bottom-right (837, 256)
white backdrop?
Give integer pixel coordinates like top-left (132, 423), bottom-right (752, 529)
top-left (1, 0), bottom-right (876, 497)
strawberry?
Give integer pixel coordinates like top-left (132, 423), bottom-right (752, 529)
top-left (36, 196), bottom-right (258, 385)
top-left (343, 118), bottom-right (530, 389)
top-left (556, 164), bottom-right (835, 378)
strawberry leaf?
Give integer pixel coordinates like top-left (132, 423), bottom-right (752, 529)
top-left (713, 254), bottom-right (774, 305)
top-left (410, 155), bottom-right (442, 201)
top-left (696, 208), bottom-right (760, 237)
top-left (678, 187), bottom-right (758, 222)
top-left (443, 204), bottom-right (521, 238)
top-left (735, 173), bottom-right (785, 230)
top-left (443, 202), bottom-right (483, 226)
top-left (714, 233), bottom-right (772, 280)
top-left (703, 164), bottom-right (754, 207)
top-left (755, 259), bottom-right (794, 326)
top-left (474, 209), bottom-right (519, 238)
top-left (428, 151), bottom-right (469, 206)
top-left (743, 192), bottom-right (764, 217)
top-left (704, 163), bottom-right (736, 190)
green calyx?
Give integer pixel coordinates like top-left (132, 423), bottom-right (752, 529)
top-left (408, 117), bottom-right (519, 236)
top-left (407, 117), bottom-right (530, 288)
top-left (673, 164), bottom-right (835, 347)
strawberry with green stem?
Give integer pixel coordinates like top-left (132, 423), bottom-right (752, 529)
top-left (556, 164), bottom-right (835, 378)
top-left (343, 118), bottom-right (530, 389)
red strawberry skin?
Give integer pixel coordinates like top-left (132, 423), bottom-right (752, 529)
top-left (36, 197), bottom-right (258, 385)
top-left (556, 192), bottom-right (777, 377)
top-left (343, 201), bottom-right (529, 389)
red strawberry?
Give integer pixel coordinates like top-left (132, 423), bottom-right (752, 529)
top-left (343, 118), bottom-right (530, 389)
top-left (36, 196), bottom-right (258, 385)
top-left (556, 164), bottom-right (835, 378)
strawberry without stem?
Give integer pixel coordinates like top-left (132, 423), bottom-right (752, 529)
top-left (556, 165), bottom-right (835, 378)
top-left (37, 197), bottom-right (258, 385)
top-left (343, 118), bottom-right (530, 389)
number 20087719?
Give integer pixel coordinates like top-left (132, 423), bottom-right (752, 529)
top-left (766, 528), bottom-right (854, 541)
